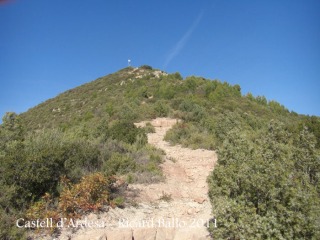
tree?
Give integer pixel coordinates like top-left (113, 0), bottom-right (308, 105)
top-left (0, 112), bottom-right (24, 153)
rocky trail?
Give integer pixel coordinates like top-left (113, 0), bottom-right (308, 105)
top-left (52, 118), bottom-right (217, 240)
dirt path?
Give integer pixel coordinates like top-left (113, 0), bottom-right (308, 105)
top-left (56, 118), bottom-right (217, 240)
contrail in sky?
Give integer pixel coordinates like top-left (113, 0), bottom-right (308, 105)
top-left (164, 10), bottom-right (204, 68)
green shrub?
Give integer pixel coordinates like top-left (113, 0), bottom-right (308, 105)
top-left (108, 121), bottom-right (145, 144)
top-left (144, 122), bottom-right (155, 133)
top-left (154, 100), bottom-right (170, 117)
top-left (63, 140), bottom-right (102, 182)
top-left (157, 84), bottom-right (176, 99)
top-left (208, 122), bottom-right (320, 239)
top-left (173, 72), bottom-right (183, 80)
top-left (105, 103), bottom-right (115, 116)
top-left (140, 65), bottom-right (153, 70)
top-left (104, 153), bottom-right (136, 175)
top-left (1, 129), bottom-right (69, 205)
top-left (135, 133), bottom-right (148, 149)
top-left (116, 104), bottom-right (139, 121)
top-left (164, 122), bottom-right (190, 144)
top-left (110, 196), bottom-right (125, 208)
top-left (181, 103), bottom-right (206, 122)
top-left (0, 209), bottom-right (26, 240)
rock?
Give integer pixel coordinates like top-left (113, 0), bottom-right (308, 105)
top-left (87, 213), bottom-right (97, 221)
top-left (156, 227), bottom-right (176, 240)
top-left (174, 229), bottom-right (198, 240)
top-left (98, 233), bottom-right (107, 240)
top-left (194, 198), bottom-right (206, 204)
top-left (106, 229), bottom-right (132, 240)
top-left (181, 192), bottom-right (189, 198)
top-left (72, 231), bottom-right (107, 240)
top-left (143, 209), bottom-right (153, 214)
top-left (133, 228), bottom-right (157, 240)
top-left (187, 208), bottom-right (194, 215)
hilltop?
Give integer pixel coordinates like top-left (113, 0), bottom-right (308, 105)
top-left (1, 65), bottom-right (320, 239)
top-left (19, 65), bottom-right (320, 151)
top-left (18, 65), bottom-right (316, 134)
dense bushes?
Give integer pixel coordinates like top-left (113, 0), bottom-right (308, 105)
top-left (208, 119), bottom-right (320, 239)
top-left (58, 173), bottom-right (109, 218)
top-left (165, 96), bottom-right (320, 238)
top-left (0, 112), bottom-right (163, 239)
top-left (0, 209), bottom-right (25, 240)
top-left (178, 100), bottom-right (206, 122)
top-left (25, 172), bottom-right (111, 235)
top-left (154, 100), bottom-right (170, 117)
top-left (2, 66), bottom-right (320, 239)
top-left (299, 115), bottom-right (320, 148)
top-left (108, 120), bottom-right (146, 144)
top-left (1, 128), bottom-right (107, 209)
top-left (104, 153), bottom-right (136, 175)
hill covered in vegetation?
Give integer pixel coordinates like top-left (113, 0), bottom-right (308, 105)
top-left (1, 65), bottom-right (319, 239)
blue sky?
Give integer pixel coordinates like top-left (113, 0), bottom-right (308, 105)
top-left (0, 0), bottom-right (319, 120)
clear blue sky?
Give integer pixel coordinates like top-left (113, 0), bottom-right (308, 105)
top-left (1, 0), bottom-right (319, 120)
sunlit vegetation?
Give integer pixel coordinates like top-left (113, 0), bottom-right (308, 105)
top-left (1, 66), bottom-right (319, 239)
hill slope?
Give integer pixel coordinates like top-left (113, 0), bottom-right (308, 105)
top-left (1, 65), bottom-right (320, 239)
top-left (19, 65), bottom-right (320, 146)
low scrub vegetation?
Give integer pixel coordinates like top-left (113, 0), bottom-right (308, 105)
top-left (208, 120), bottom-right (320, 239)
top-left (1, 66), bottom-right (320, 239)
top-left (0, 111), bottom-right (164, 239)
top-left (26, 173), bottom-right (110, 233)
